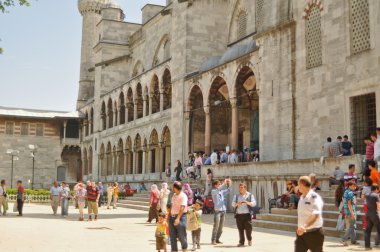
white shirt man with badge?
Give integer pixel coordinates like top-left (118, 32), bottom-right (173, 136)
top-left (295, 176), bottom-right (324, 252)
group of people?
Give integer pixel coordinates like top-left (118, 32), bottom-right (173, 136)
top-left (0, 179), bottom-right (24, 216)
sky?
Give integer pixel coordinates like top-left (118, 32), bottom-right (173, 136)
top-left (0, 0), bottom-right (166, 112)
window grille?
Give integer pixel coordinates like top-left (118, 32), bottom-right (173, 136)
top-left (306, 5), bottom-right (322, 69)
top-left (36, 123), bottom-right (44, 136)
top-left (350, 0), bottom-right (370, 54)
top-left (237, 11), bottom-right (247, 39)
top-left (350, 93), bottom-right (377, 155)
top-left (256, 0), bottom-right (264, 30)
top-left (5, 122), bottom-right (14, 135)
top-left (21, 123), bottom-right (29, 136)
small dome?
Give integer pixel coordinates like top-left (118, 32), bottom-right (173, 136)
top-left (104, 0), bottom-right (121, 9)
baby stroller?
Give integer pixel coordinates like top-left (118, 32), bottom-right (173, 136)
top-left (203, 196), bottom-right (214, 214)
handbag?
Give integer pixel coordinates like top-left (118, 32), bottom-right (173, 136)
top-left (186, 210), bottom-right (199, 231)
top-left (13, 201), bottom-right (18, 212)
top-left (336, 214), bottom-right (345, 231)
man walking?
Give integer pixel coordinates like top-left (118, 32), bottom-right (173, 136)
top-left (168, 181), bottom-right (188, 252)
top-left (295, 176), bottom-right (324, 252)
top-left (232, 183), bottom-right (256, 247)
top-left (364, 185), bottom-right (380, 250)
top-left (341, 181), bottom-right (358, 246)
top-left (60, 182), bottom-right (70, 218)
top-left (16, 180), bottom-right (24, 216)
top-left (211, 178), bottom-right (232, 245)
top-left (98, 182), bottom-right (104, 207)
top-left (87, 181), bottom-right (100, 221)
top-left (50, 181), bottom-right (61, 215)
top-left (0, 180), bottom-right (7, 216)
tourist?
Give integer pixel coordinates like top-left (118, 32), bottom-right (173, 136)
top-left (210, 149), bottom-right (218, 165)
top-left (165, 163), bottom-right (171, 185)
top-left (361, 178), bottom-right (372, 230)
top-left (330, 166), bottom-right (345, 186)
top-left (321, 137), bottom-right (332, 157)
top-left (188, 152), bottom-right (195, 167)
top-left (342, 135), bottom-right (354, 156)
top-left (289, 180), bottom-right (301, 210)
top-left (107, 183), bottom-right (114, 209)
top-left (193, 188), bottom-right (204, 205)
top-left (329, 136), bottom-right (343, 157)
top-left (98, 182), bottom-right (104, 207)
top-left (309, 173), bottom-right (321, 191)
top-left (334, 179), bottom-right (345, 208)
top-left (113, 182), bottom-right (119, 209)
top-left (364, 137), bottom-right (374, 179)
top-left (49, 181), bottom-right (61, 215)
top-left (187, 200), bottom-right (203, 251)
top-left (277, 180), bottom-right (294, 208)
top-left (193, 153), bottom-right (202, 179)
top-left (232, 183), bottom-right (256, 247)
top-left (87, 181), bottom-right (100, 221)
top-left (155, 212), bottom-right (168, 252)
top-left (168, 181), bottom-right (188, 252)
top-left (0, 179), bottom-right (7, 216)
top-left (341, 181), bottom-right (358, 246)
top-left (148, 184), bottom-right (160, 223)
top-left (182, 183), bottom-right (194, 206)
top-left (368, 160), bottom-right (380, 185)
top-left (186, 165), bottom-right (196, 180)
top-left (229, 150), bottom-right (238, 164)
top-left (202, 154), bottom-right (208, 164)
top-left (60, 182), bottom-right (70, 218)
top-left (16, 180), bottom-right (24, 217)
top-left (364, 185), bottom-right (380, 250)
top-left (220, 150), bottom-right (228, 164)
top-left (203, 154), bottom-right (211, 165)
top-left (295, 176), bottom-right (324, 252)
top-left (73, 181), bottom-right (81, 209)
top-left (139, 182), bottom-right (148, 192)
top-left (85, 180), bottom-right (91, 209)
top-left (174, 160), bottom-right (183, 181)
top-left (75, 182), bottom-right (87, 221)
top-left (211, 178), bottom-right (232, 245)
top-left (159, 183), bottom-right (170, 214)
top-left (344, 164), bottom-right (358, 186)
top-left (252, 151), bottom-right (259, 162)
top-left (205, 169), bottom-right (213, 196)
top-left (375, 127), bottom-right (380, 167)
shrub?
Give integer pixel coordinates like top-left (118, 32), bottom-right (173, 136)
top-left (6, 189), bottom-right (50, 195)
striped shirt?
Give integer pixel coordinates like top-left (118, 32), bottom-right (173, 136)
top-left (365, 142), bottom-right (374, 160)
top-left (87, 186), bottom-right (99, 202)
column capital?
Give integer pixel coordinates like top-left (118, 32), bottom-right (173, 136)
top-left (204, 106), bottom-right (210, 114)
top-left (184, 111), bottom-right (191, 120)
top-left (230, 97), bottom-right (238, 108)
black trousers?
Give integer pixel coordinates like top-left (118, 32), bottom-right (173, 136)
top-left (365, 215), bottom-right (380, 248)
top-left (17, 199), bottom-right (23, 215)
top-left (236, 214), bottom-right (252, 244)
top-left (295, 228), bottom-right (324, 252)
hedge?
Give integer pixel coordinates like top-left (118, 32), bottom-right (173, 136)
top-left (6, 189), bottom-right (127, 197)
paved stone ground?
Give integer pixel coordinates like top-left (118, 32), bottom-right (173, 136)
top-left (0, 203), bottom-right (371, 252)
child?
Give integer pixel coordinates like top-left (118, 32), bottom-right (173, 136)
top-left (188, 200), bottom-right (203, 251)
top-left (155, 212), bottom-right (167, 252)
top-left (75, 183), bottom-right (87, 221)
top-left (360, 178), bottom-right (372, 230)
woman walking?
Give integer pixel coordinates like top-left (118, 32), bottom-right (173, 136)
top-left (113, 182), bottom-right (119, 209)
top-left (148, 184), bottom-right (160, 223)
top-left (60, 182), bottom-right (70, 218)
top-left (159, 183), bottom-right (171, 214)
top-left (183, 183), bottom-right (194, 206)
top-left (174, 160), bottom-right (183, 181)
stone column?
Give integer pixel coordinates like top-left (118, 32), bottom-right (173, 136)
top-left (113, 110), bottom-right (117, 127)
top-left (143, 98), bottom-right (147, 117)
top-left (142, 146), bottom-right (147, 174)
top-left (132, 150), bottom-right (137, 174)
top-left (159, 142), bottom-right (165, 179)
top-left (184, 112), bottom-right (191, 156)
top-left (124, 151), bottom-right (128, 180)
top-left (82, 120), bottom-right (87, 138)
top-left (149, 95), bottom-right (153, 115)
top-left (63, 120), bottom-right (67, 144)
top-left (230, 97), bottom-right (238, 151)
top-left (204, 106), bottom-right (211, 155)
top-left (134, 101), bottom-right (138, 121)
top-left (160, 91), bottom-right (164, 112)
top-left (147, 145), bottom-right (152, 174)
top-left (125, 106), bottom-right (129, 123)
top-left (117, 106), bottom-right (121, 125)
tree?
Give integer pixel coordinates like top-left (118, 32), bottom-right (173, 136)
top-left (0, 0), bottom-right (30, 13)
top-left (0, 0), bottom-right (30, 53)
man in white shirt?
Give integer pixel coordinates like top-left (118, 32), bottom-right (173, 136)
top-left (210, 150), bottom-right (218, 165)
top-left (50, 181), bottom-right (61, 215)
top-left (295, 176), bottom-right (324, 252)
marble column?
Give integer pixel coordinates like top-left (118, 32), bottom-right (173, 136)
top-left (124, 151), bottom-right (128, 179)
top-left (159, 142), bottom-right (165, 179)
top-left (149, 95), bottom-right (153, 115)
top-left (63, 120), bottom-right (67, 144)
top-left (134, 101), bottom-right (138, 121)
top-left (143, 98), bottom-right (147, 117)
top-left (204, 106), bottom-right (211, 155)
top-left (117, 106), bottom-right (121, 125)
top-left (230, 97), bottom-right (238, 151)
top-left (160, 91), bottom-right (164, 112)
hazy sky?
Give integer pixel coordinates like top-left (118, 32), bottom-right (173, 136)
top-left (0, 0), bottom-right (166, 111)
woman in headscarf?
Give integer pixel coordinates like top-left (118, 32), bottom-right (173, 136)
top-left (174, 160), bottom-right (183, 181)
top-left (147, 184), bottom-right (160, 223)
top-left (182, 183), bottom-right (194, 206)
top-left (158, 182), bottom-right (171, 214)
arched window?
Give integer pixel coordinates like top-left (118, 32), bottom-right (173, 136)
top-left (350, 0), bottom-right (370, 54)
top-left (163, 40), bottom-right (171, 61)
top-left (305, 4), bottom-right (322, 69)
top-left (237, 11), bottom-right (248, 39)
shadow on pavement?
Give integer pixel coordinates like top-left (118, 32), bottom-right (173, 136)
top-left (1, 213), bottom-right (147, 220)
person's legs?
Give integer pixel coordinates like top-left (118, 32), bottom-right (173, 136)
top-left (93, 202), bottom-right (98, 220)
top-left (294, 235), bottom-right (308, 252)
top-left (78, 202), bottom-right (84, 220)
top-left (196, 228), bottom-right (201, 247)
top-left (211, 211), bottom-right (221, 242)
top-left (169, 216), bottom-right (178, 251)
top-left (177, 215), bottom-right (188, 250)
top-left (305, 229), bottom-right (324, 252)
top-left (88, 201), bottom-right (93, 220)
top-left (113, 196), bottom-right (118, 208)
top-left (107, 193), bottom-right (112, 208)
top-left (216, 211), bottom-right (225, 242)
top-left (365, 216), bottom-right (374, 248)
top-left (0, 196), bottom-right (4, 214)
top-left (98, 195), bottom-right (103, 207)
top-left (17, 199), bottom-right (23, 215)
top-left (236, 214), bottom-right (245, 245)
top-left (244, 214), bottom-right (253, 243)
top-left (374, 215), bottom-right (380, 245)
top-left (342, 216), bottom-right (355, 242)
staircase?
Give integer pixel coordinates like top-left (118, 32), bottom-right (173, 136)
top-left (117, 180), bottom-right (202, 211)
top-left (253, 187), bottom-right (376, 240)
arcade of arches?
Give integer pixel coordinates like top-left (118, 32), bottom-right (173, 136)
top-left (82, 127), bottom-right (171, 178)
top-left (188, 66), bottom-right (259, 155)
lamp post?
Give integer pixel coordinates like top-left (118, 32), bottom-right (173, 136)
top-left (28, 145), bottom-right (38, 189)
top-left (6, 149), bottom-right (19, 188)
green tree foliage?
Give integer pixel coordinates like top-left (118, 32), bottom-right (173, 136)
top-left (0, 0), bottom-right (30, 13)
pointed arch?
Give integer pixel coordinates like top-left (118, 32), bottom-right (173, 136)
top-left (150, 74), bottom-right (160, 114)
top-left (136, 83), bottom-right (144, 119)
top-left (107, 98), bottom-right (113, 128)
top-left (149, 129), bottom-right (159, 173)
top-left (90, 107), bottom-right (94, 134)
top-left (152, 34), bottom-right (171, 68)
top-left (132, 60), bottom-right (144, 77)
top-left (162, 68), bottom-right (172, 110)
top-left (101, 101), bottom-right (106, 130)
top-left (188, 85), bottom-right (205, 153)
top-left (119, 92), bottom-right (125, 124)
top-left (127, 87), bottom-right (134, 122)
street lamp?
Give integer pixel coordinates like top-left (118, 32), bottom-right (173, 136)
top-left (6, 149), bottom-right (19, 188)
top-left (28, 144), bottom-right (38, 189)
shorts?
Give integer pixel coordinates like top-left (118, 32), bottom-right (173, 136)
top-left (156, 236), bottom-right (166, 250)
top-left (88, 201), bottom-right (98, 215)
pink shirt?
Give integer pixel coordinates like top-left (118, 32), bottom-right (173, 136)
top-left (194, 157), bottom-right (203, 166)
top-left (150, 190), bottom-right (159, 205)
top-left (171, 192), bottom-right (188, 215)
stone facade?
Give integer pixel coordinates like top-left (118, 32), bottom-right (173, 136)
top-left (77, 0), bottom-right (380, 183)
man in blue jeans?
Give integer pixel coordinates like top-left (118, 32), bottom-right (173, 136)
top-left (168, 181), bottom-right (188, 252)
top-left (341, 181), bottom-right (359, 246)
top-left (211, 178), bottom-right (232, 245)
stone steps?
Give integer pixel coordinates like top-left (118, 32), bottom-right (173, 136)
top-left (117, 202), bottom-right (149, 211)
top-left (119, 199), bottom-right (149, 207)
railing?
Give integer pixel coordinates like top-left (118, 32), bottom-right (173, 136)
top-left (7, 195), bottom-right (126, 204)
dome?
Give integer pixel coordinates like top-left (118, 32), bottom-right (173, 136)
top-left (104, 0), bottom-right (122, 9)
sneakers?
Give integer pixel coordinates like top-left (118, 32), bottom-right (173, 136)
top-left (211, 241), bottom-right (217, 245)
top-left (197, 244), bottom-right (200, 249)
top-left (237, 243), bottom-right (244, 247)
top-left (191, 247), bottom-right (196, 251)
top-left (216, 240), bottom-right (223, 244)
top-left (341, 240), bottom-right (348, 246)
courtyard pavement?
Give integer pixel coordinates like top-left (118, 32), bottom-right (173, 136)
top-left (0, 203), bottom-right (371, 252)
